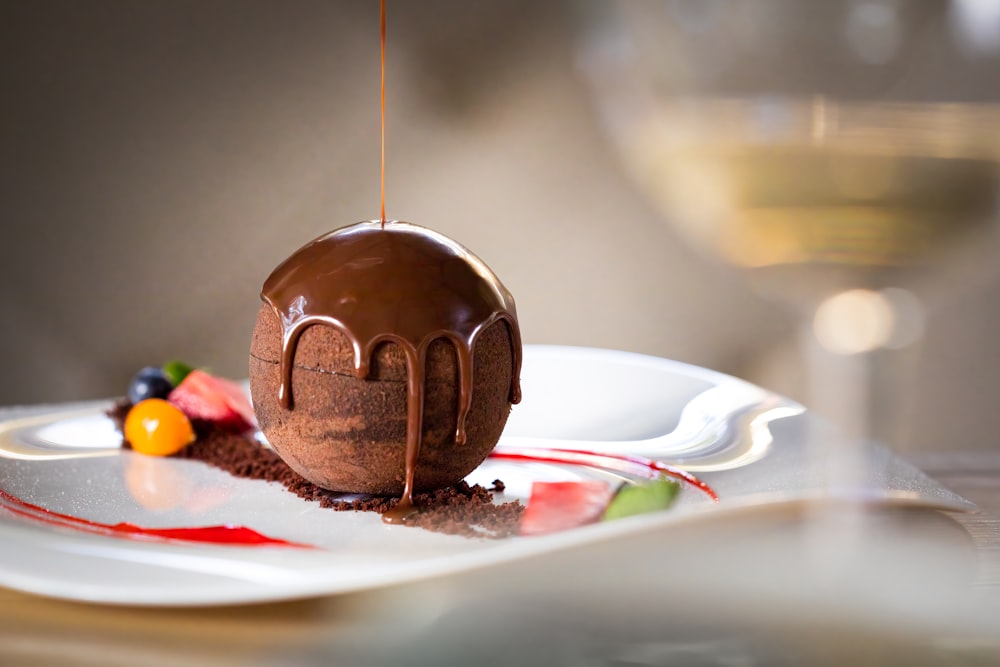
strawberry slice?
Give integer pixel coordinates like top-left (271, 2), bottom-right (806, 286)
top-left (519, 480), bottom-right (617, 537)
top-left (168, 370), bottom-right (257, 433)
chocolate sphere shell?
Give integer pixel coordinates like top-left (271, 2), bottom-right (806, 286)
top-left (249, 305), bottom-right (514, 495)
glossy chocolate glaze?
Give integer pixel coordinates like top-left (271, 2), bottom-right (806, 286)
top-left (260, 221), bottom-right (521, 521)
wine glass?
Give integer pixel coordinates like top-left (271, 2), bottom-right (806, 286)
top-left (574, 0), bottom-right (1000, 556)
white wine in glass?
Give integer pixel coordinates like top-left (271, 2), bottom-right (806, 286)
top-left (620, 99), bottom-right (1000, 308)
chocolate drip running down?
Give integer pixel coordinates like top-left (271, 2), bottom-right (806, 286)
top-left (260, 221), bottom-right (522, 522)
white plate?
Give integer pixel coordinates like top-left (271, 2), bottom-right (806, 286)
top-left (0, 345), bottom-right (971, 606)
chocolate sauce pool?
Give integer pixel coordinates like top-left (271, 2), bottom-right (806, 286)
top-left (261, 221), bottom-right (522, 522)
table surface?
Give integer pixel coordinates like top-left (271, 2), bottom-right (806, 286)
top-left (1, 449), bottom-right (999, 667)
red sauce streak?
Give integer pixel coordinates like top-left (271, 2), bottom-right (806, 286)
top-left (0, 487), bottom-right (311, 548)
top-left (489, 447), bottom-right (719, 502)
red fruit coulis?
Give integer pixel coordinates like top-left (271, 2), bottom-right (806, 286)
top-left (490, 447), bottom-right (719, 502)
top-left (0, 487), bottom-right (309, 548)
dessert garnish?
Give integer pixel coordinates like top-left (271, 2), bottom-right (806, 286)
top-left (602, 479), bottom-right (680, 521)
top-left (519, 479), bottom-right (682, 536)
top-left (162, 359), bottom-right (195, 387)
top-left (118, 362), bottom-right (256, 457)
top-left (520, 481), bottom-right (618, 536)
top-left (126, 359), bottom-right (194, 404)
top-left (127, 366), bottom-right (174, 404)
top-left (169, 369), bottom-right (257, 434)
top-left (124, 399), bottom-right (195, 457)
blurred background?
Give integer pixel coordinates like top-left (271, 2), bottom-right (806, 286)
top-left (2, 0), bottom-right (999, 457)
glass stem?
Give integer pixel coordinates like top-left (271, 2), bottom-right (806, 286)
top-left (801, 319), bottom-right (874, 570)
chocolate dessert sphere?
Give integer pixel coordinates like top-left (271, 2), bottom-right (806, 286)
top-left (249, 221), bottom-right (521, 497)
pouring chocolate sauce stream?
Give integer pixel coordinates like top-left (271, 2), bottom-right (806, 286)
top-left (261, 0), bottom-right (522, 524)
top-left (380, 0), bottom-right (387, 227)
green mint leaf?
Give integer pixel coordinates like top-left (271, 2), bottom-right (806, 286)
top-left (162, 360), bottom-right (195, 387)
top-left (602, 479), bottom-right (679, 522)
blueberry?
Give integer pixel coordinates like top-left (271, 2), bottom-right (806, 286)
top-left (128, 366), bottom-right (174, 404)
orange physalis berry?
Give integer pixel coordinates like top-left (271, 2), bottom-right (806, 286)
top-left (124, 398), bottom-right (196, 456)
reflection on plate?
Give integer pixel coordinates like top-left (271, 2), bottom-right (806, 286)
top-left (0, 345), bottom-right (972, 606)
